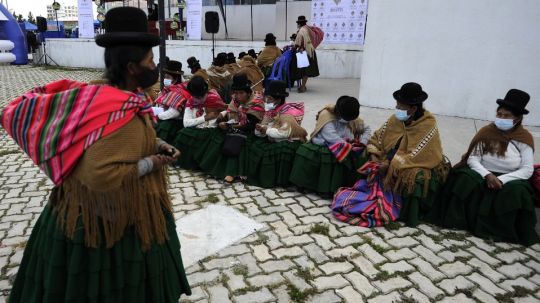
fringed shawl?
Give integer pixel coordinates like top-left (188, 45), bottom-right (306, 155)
top-left (193, 69), bottom-right (210, 82)
top-left (155, 82), bottom-right (190, 111)
top-left (310, 104), bottom-right (366, 140)
top-left (454, 123), bottom-right (535, 168)
top-left (227, 94), bottom-right (265, 126)
top-left (257, 46), bottom-right (282, 69)
top-left (261, 102), bottom-right (307, 142)
top-left (207, 66), bottom-right (232, 92)
top-left (367, 112), bottom-right (449, 195)
top-left (295, 25), bottom-right (315, 58)
top-left (238, 57), bottom-right (265, 92)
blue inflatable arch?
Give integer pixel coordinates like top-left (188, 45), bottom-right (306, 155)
top-left (0, 3), bottom-right (28, 65)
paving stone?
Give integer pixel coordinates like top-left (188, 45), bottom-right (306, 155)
top-left (380, 260), bottom-right (415, 274)
top-left (350, 255), bottom-right (379, 279)
top-left (336, 286), bottom-right (365, 303)
top-left (408, 272), bottom-right (445, 299)
top-left (467, 258), bottom-right (505, 282)
top-left (279, 211), bottom-right (301, 227)
top-left (283, 271), bottom-right (312, 291)
top-left (383, 247), bottom-right (417, 262)
top-left (373, 277), bottom-right (412, 293)
top-left (496, 251), bottom-right (530, 264)
top-left (259, 259), bottom-right (295, 273)
top-left (234, 288), bottom-right (275, 303)
top-left (294, 196), bottom-right (315, 209)
top-left (310, 234), bottom-right (336, 250)
top-left (253, 195), bottom-right (271, 208)
top-left (524, 259), bottom-right (540, 271)
top-left (255, 214), bottom-right (281, 223)
top-left (299, 215), bottom-right (329, 225)
top-left (530, 274), bottom-right (540, 286)
top-left (438, 293), bottom-right (476, 303)
top-left (272, 246), bottom-right (305, 258)
top-left (269, 221), bottom-right (293, 238)
top-left (345, 271), bottom-right (376, 297)
top-left (403, 288), bottom-right (430, 303)
top-left (409, 258), bottom-right (446, 281)
top-left (437, 276), bottom-right (475, 295)
top-left (439, 261), bottom-right (473, 278)
top-left (207, 285), bottom-right (232, 303)
top-left (180, 286), bottom-right (207, 302)
top-left (319, 261), bottom-right (354, 275)
top-left (326, 247), bottom-right (359, 259)
top-left (270, 198), bottom-right (296, 206)
top-left (471, 289), bottom-right (498, 303)
top-left (412, 245), bottom-right (445, 265)
top-left (438, 249), bottom-right (472, 262)
top-left (372, 227), bottom-right (396, 239)
top-left (367, 291), bottom-right (401, 303)
top-left (309, 290), bottom-right (341, 303)
top-left (252, 244), bottom-right (273, 262)
top-left (303, 243), bottom-right (330, 264)
top-left (514, 296), bottom-right (540, 303)
top-left (358, 243), bottom-right (387, 264)
top-left (217, 244), bottom-right (250, 257)
top-left (224, 270), bottom-right (247, 292)
top-left (247, 272), bottom-right (284, 288)
top-left (500, 277), bottom-right (538, 292)
top-left (386, 236), bottom-right (420, 248)
top-left (334, 235), bottom-right (363, 247)
top-left (203, 256), bottom-right (237, 270)
top-left (188, 269), bottom-right (221, 286)
top-left (312, 275), bottom-right (350, 290)
top-left (467, 246), bottom-right (501, 266)
top-left (236, 254), bottom-right (262, 276)
top-left (271, 285), bottom-right (290, 303)
top-left (498, 262), bottom-right (534, 279)
top-left (340, 225), bottom-right (371, 236)
top-left (287, 204), bottom-right (308, 217)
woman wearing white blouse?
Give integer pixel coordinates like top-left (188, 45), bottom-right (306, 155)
top-left (429, 89), bottom-right (538, 246)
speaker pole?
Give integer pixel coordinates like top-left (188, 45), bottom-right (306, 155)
top-left (285, 0), bottom-right (288, 41)
top-left (212, 33), bottom-right (215, 60)
top-left (158, 0), bottom-right (167, 90)
top-left (250, 0), bottom-right (253, 42)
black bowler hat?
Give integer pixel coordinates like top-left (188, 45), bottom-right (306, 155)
top-left (296, 15), bottom-right (308, 24)
top-left (238, 52), bottom-right (247, 59)
top-left (213, 52), bottom-right (228, 66)
top-left (227, 52), bottom-right (236, 64)
top-left (187, 76), bottom-right (209, 97)
top-left (290, 33), bottom-right (297, 41)
top-left (264, 33), bottom-right (276, 43)
top-left (497, 89), bottom-right (530, 115)
top-left (96, 7), bottom-right (159, 47)
top-left (335, 95), bottom-right (360, 121)
top-left (231, 73), bottom-right (252, 92)
top-left (247, 49), bottom-right (257, 59)
top-left (163, 60), bottom-right (183, 75)
top-left (264, 80), bottom-right (289, 98)
top-left (393, 82), bottom-right (428, 105)
top-left (187, 56), bottom-right (200, 69)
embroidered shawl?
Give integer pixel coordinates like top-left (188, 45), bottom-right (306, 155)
top-left (227, 94), bottom-right (265, 126)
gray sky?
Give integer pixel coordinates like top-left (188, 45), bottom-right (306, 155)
top-left (2, 0), bottom-right (86, 19)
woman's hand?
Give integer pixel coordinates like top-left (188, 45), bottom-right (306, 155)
top-left (255, 124), bottom-right (267, 134)
top-left (149, 154), bottom-right (175, 171)
top-left (485, 173), bottom-right (503, 190)
top-left (158, 142), bottom-right (180, 158)
top-left (218, 122), bottom-right (229, 130)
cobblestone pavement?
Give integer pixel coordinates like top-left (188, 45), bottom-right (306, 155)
top-left (1, 65), bottom-right (540, 303)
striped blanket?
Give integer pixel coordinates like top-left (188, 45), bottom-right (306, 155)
top-left (1, 79), bottom-right (155, 185)
top-left (331, 162), bottom-right (402, 227)
top-left (327, 140), bottom-right (365, 162)
top-left (154, 82), bottom-right (190, 111)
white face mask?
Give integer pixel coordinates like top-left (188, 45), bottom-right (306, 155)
top-left (163, 78), bottom-right (173, 87)
top-left (494, 118), bottom-right (515, 131)
top-left (395, 109), bottom-right (411, 121)
top-left (338, 118), bottom-right (349, 123)
top-left (264, 103), bottom-right (276, 111)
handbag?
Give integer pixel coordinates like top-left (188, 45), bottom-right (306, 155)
top-left (296, 51), bottom-right (310, 68)
top-left (221, 131), bottom-right (247, 157)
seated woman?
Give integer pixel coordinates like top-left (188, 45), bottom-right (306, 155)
top-left (429, 89), bottom-right (538, 246)
top-left (248, 80), bottom-right (307, 188)
top-left (333, 83), bottom-right (449, 227)
top-left (289, 96), bottom-right (371, 196)
top-left (173, 76), bottom-right (227, 170)
top-left (153, 60), bottom-right (187, 143)
top-left (197, 73), bottom-right (265, 183)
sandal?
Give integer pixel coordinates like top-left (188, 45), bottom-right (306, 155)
top-left (224, 176), bottom-right (235, 184)
top-left (297, 86), bottom-right (307, 93)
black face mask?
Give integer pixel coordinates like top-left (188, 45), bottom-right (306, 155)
top-left (134, 65), bottom-right (159, 89)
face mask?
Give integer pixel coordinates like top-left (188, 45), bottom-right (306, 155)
top-left (395, 109), bottom-right (411, 121)
top-left (338, 118), bottom-right (349, 123)
top-left (163, 78), bottom-right (173, 87)
top-left (264, 103), bottom-right (276, 111)
top-left (494, 118), bottom-right (515, 131)
top-left (134, 66), bottom-right (159, 89)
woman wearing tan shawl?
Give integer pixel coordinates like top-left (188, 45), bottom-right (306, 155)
top-left (294, 15), bottom-right (320, 93)
top-left (257, 33), bottom-right (282, 73)
top-left (239, 55), bottom-right (265, 93)
top-left (429, 89), bottom-right (538, 246)
top-left (364, 83), bottom-right (449, 227)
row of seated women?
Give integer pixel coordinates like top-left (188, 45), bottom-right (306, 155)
top-left (152, 72), bottom-right (538, 247)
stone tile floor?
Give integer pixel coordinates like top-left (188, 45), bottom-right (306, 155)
top-left (0, 65), bottom-right (539, 303)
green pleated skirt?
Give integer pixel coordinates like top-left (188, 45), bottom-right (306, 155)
top-left (289, 143), bottom-right (368, 195)
top-left (9, 204), bottom-right (191, 303)
top-left (428, 167), bottom-right (539, 246)
top-left (246, 138), bottom-right (303, 188)
top-left (155, 119), bottom-right (183, 145)
top-left (195, 129), bottom-right (254, 179)
top-left (173, 127), bottom-right (214, 170)
top-left (397, 170), bottom-right (445, 227)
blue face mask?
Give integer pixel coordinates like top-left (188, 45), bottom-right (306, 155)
top-left (494, 118), bottom-right (515, 131)
top-left (395, 109), bottom-right (411, 121)
top-left (163, 78), bottom-right (173, 87)
top-left (264, 103), bottom-right (276, 111)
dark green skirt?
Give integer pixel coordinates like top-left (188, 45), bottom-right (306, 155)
top-left (398, 171), bottom-right (444, 227)
top-left (428, 167), bottom-right (539, 246)
top-left (289, 143), bottom-right (368, 195)
top-left (173, 127), bottom-right (214, 170)
top-left (195, 129), bottom-right (254, 179)
top-left (155, 119), bottom-right (183, 145)
top-left (9, 204), bottom-right (191, 303)
top-left (246, 138), bottom-right (303, 188)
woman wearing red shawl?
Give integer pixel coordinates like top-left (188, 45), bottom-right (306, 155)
top-left (197, 73), bottom-right (265, 183)
top-left (248, 80), bottom-right (308, 187)
top-left (429, 89), bottom-right (538, 246)
top-left (2, 8), bottom-right (191, 302)
top-left (172, 76), bottom-right (226, 170)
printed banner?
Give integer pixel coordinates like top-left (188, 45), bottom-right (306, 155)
top-left (77, 0), bottom-right (95, 38)
top-left (311, 0), bottom-right (368, 45)
top-left (186, 0), bottom-right (203, 40)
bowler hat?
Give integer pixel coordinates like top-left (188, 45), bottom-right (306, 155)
top-left (496, 89), bottom-right (530, 115)
top-left (264, 80), bottom-right (289, 98)
top-left (264, 33), bottom-right (277, 43)
top-left (213, 52), bottom-right (228, 66)
top-left (296, 15), bottom-right (308, 24)
top-left (227, 52), bottom-right (236, 64)
top-left (96, 7), bottom-right (159, 47)
top-left (238, 52), bottom-right (247, 59)
top-left (247, 49), bottom-right (257, 59)
top-left (231, 74), bottom-right (252, 92)
top-left (393, 82), bottom-right (428, 105)
top-left (187, 76), bottom-right (209, 97)
top-left (163, 60), bottom-right (183, 75)
top-left (335, 95), bottom-right (359, 121)
top-left (187, 56), bottom-right (200, 69)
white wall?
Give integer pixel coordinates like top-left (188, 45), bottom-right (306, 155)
top-left (359, 0), bottom-right (540, 126)
top-left (42, 38), bottom-right (362, 78)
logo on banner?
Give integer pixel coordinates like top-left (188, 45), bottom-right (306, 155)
top-left (333, 0), bottom-right (341, 5)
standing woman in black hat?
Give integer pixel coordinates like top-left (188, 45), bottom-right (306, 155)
top-left (248, 80), bottom-right (308, 188)
top-left (293, 15), bottom-right (320, 93)
top-left (257, 33), bottom-right (282, 73)
top-left (357, 82), bottom-right (449, 227)
top-left (5, 7), bottom-right (191, 302)
top-left (289, 96), bottom-right (371, 196)
top-left (429, 89), bottom-right (538, 246)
